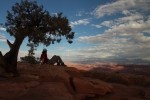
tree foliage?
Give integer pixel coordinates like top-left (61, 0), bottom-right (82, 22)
top-left (20, 42), bottom-right (38, 64)
top-left (20, 56), bottom-right (38, 64)
top-left (5, 0), bottom-right (74, 46)
top-left (27, 42), bottom-right (37, 57)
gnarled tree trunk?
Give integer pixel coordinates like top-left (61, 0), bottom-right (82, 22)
top-left (0, 36), bottom-right (24, 75)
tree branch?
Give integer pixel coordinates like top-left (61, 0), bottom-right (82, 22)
top-left (7, 40), bottom-right (13, 49)
top-left (0, 51), bottom-right (4, 66)
top-left (0, 51), bottom-right (3, 58)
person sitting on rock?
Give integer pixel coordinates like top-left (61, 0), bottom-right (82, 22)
top-left (40, 48), bottom-right (48, 64)
top-left (40, 49), bottom-right (66, 66)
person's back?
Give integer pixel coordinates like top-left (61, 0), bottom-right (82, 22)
top-left (40, 49), bottom-right (48, 64)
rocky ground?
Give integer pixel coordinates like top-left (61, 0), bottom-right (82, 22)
top-left (0, 63), bottom-right (150, 100)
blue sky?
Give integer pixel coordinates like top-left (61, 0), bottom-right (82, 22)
top-left (0, 0), bottom-right (150, 65)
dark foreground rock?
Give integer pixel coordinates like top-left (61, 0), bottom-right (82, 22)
top-left (0, 63), bottom-right (150, 100)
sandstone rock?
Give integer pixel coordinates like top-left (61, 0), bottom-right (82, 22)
top-left (1, 63), bottom-right (150, 100)
top-left (73, 77), bottom-right (113, 96)
top-left (17, 82), bottom-right (74, 100)
top-left (38, 66), bottom-right (70, 82)
top-left (65, 67), bottom-right (82, 77)
top-left (0, 81), bottom-right (40, 99)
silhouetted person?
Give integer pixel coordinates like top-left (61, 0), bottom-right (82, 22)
top-left (40, 49), bottom-right (48, 64)
top-left (40, 49), bottom-right (66, 66)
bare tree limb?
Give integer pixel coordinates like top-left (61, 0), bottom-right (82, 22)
top-left (0, 51), bottom-right (5, 66)
top-left (7, 40), bottom-right (13, 49)
top-left (0, 51), bottom-right (3, 58)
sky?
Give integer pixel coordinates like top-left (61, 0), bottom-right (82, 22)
top-left (0, 0), bottom-right (150, 66)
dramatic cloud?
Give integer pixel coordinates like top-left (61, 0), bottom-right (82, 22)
top-left (106, 17), bottom-right (150, 35)
top-left (77, 0), bottom-right (150, 64)
top-left (70, 18), bottom-right (90, 27)
top-left (93, 0), bottom-right (150, 18)
top-left (78, 33), bottom-right (150, 64)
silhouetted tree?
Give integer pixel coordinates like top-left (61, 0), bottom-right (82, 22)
top-left (27, 42), bottom-right (37, 57)
top-left (20, 42), bottom-right (38, 64)
top-left (0, 0), bottom-right (74, 75)
top-left (20, 56), bottom-right (38, 64)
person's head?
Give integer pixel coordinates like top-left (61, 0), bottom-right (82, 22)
top-left (42, 48), bottom-right (47, 54)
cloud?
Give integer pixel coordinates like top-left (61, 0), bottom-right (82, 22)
top-left (0, 27), bottom-right (6, 31)
top-left (93, 0), bottom-right (150, 18)
top-left (0, 33), bottom-right (7, 42)
top-left (78, 33), bottom-right (150, 64)
top-left (78, 32), bottom-right (117, 44)
top-left (91, 24), bottom-right (102, 28)
top-left (78, 21), bottom-right (150, 63)
top-left (100, 20), bottom-right (113, 27)
top-left (0, 26), bottom-right (7, 42)
top-left (75, 0), bottom-right (150, 64)
top-left (70, 18), bottom-right (90, 27)
top-left (118, 12), bottom-right (144, 23)
top-left (92, 10), bottom-right (147, 30)
top-left (78, 17), bottom-right (150, 63)
top-left (106, 15), bottom-right (150, 35)
top-left (76, 10), bottom-right (85, 17)
top-left (75, 9), bottom-right (91, 17)
top-left (0, 33), bottom-right (14, 43)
